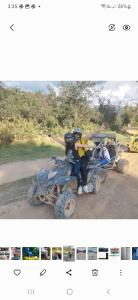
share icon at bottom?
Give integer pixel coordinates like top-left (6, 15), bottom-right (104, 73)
top-left (66, 269), bottom-right (72, 276)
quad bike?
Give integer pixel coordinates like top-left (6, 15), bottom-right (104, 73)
top-left (126, 128), bottom-right (138, 152)
top-left (27, 156), bottom-right (107, 219)
top-left (89, 133), bottom-right (129, 174)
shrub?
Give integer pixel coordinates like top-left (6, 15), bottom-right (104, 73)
top-left (0, 130), bottom-right (14, 145)
top-left (0, 119), bottom-right (41, 143)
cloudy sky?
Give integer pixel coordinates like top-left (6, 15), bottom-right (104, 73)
top-left (4, 81), bottom-right (138, 105)
top-left (96, 81), bottom-right (138, 105)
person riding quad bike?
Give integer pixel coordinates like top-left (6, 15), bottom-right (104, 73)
top-left (64, 128), bottom-right (92, 194)
top-left (93, 140), bottom-right (111, 166)
top-left (73, 128), bottom-right (91, 194)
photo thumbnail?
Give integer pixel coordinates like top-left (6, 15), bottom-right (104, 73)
top-left (63, 246), bottom-right (75, 262)
top-left (0, 247), bottom-right (10, 260)
top-left (132, 247), bottom-right (138, 260)
top-left (0, 81), bottom-right (137, 219)
top-left (52, 248), bottom-right (62, 260)
top-left (98, 248), bottom-right (109, 260)
top-left (76, 247), bottom-right (86, 260)
top-left (22, 247), bottom-right (39, 260)
top-left (41, 247), bottom-right (51, 260)
top-left (121, 247), bottom-right (131, 260)
top-left (88, 247), bottom-right (97, 260)
top-left (11, 247), bottom-right (21, 260)
top-left (109, 248), bottom-right (120, 260)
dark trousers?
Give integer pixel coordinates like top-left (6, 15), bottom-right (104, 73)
top-left (72, 157), bottom-right (88, 188)
top-left (80, 156), bottom-right (89, 187)
top-left (72, 160), bottom-right (81, 188)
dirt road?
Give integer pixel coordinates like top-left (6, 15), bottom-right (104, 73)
top-left (0, 158), bottom-right (53, 185)
top-left (0, 153), bottom-right (137, 219)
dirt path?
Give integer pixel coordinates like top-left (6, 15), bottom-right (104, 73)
top-left (0, 153), bottom-right (138, 219)
top-left (0, 158), bottom-right (54, 185)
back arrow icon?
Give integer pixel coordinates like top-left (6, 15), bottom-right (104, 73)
top-left (66, 269), bottom-right (72, 276)
top-left (10, 24), bottom-right (15, 31)
top-left (107, 289), bottom-right (111, 295)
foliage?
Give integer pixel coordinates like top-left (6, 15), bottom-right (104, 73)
top-left (0, 83), bottom-right (138, 148)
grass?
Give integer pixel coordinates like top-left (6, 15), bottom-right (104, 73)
top-left (0, 137), bottom-right (64, 165)
top-left (0, 132), bottom-right (130, 165)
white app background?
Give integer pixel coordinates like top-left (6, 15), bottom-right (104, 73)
top-left (0, 0), bottom-right (138, 299)
top-left (0, 0), bottom-right (138, 79)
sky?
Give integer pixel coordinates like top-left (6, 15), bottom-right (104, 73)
top-left (4, 81), bottom-right (138, 106)
top-left (96, 81), bottom-right (138, 105)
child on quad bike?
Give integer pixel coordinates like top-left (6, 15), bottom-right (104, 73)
top-left (92, 139), bottom-right (111, 166)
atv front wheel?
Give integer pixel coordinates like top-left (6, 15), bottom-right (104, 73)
top-left (27, 185), bottom-right (43, 206)
top-left (54, 189), bottom-right (76, 219)
top-left (95, 168), bottom-right (107, 184)
top-left (115, 159), bottom-right (129, 174)
top-left (92, 175), bottom-right (101, 194)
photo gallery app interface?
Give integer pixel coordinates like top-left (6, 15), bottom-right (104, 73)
top-left (0, 0), bottom-right (138, 299)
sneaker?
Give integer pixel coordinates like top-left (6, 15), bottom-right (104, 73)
top-left (78, 186), bottom-right (83, 195)
top-left (83, 185), bottom-right (89, 193)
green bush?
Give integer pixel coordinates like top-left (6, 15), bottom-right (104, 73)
top-left (0, 119), bottom-right (41, 142)
top-left (0, 130), bottom-right (14, 145)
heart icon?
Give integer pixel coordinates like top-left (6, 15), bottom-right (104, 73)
top-left (13, 269), bottom-right (21, 276)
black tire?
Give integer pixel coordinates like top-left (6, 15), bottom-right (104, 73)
top-left (95, 168), bottom-right (107, 184)
top-left (27, 185), bottom-right (43, 206)
top-left (54, 189), bottom-right (76, 219)
top-left (92, 175), bottom-right (101, 194)
top-left (115, 159), bottom-right (129, 174)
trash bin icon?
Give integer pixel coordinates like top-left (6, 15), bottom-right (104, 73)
top-left (92, 269), bottom-right (98, 276)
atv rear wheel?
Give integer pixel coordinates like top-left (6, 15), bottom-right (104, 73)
top-left (27, 185), bottom-right (43, 206)
top-left (54, 189), bottom-right (76, 219)
top-left (115, 159), bottom-right (129, 174)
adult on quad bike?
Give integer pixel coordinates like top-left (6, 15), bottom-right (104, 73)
top-left (65, 128), bottom-right (93, 195)
top-left (28, 132), bottom-right (107, 219)
top-left (73, 128), bottom-right (91, 194)
top-left (64, 128), bottom-right (88, 194)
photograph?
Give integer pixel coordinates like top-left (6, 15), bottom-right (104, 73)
top-left (132, 247), bottom-right (138, 260)
top-left (0, 81), bottom-right (138, 219)
top-left (63, 246), bottom-right (75, 262)
top-left (109, 248), bottom-right (120, 260)
top-left (121, 247), bottom-right (131, 260)
top-left (88, 247), bottom-right (97, 260)
top-left (11, 247), bottom-right (21, 260)
top-left (98, 248), bottom-right (109, 260)
top-left (52, 247), bottom-right (62, 260)
top-left (22, 247), bottom-right (40, 260)
top-left (41, 247), bottom-right (51, 260)
top-left (76, 247), bottom-right (86, 260)
top-left (0, 247), bottom-right (10, 260)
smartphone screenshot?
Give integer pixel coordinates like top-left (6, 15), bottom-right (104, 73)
top-left (0, 0), bottom-right (138, 299)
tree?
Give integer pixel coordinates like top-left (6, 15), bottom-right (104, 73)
top-left (54, 81), bottom-right (95, 127)
top-left (98, 98), bottom-right (117, 128)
